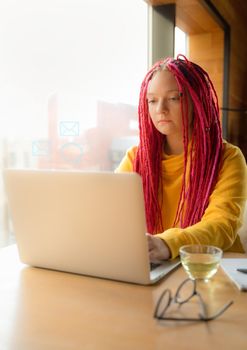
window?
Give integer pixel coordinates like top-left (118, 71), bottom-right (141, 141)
top-left (174, 26), bottom-right (187, 58)
top-left (0, 0), bottom-right (148, 247)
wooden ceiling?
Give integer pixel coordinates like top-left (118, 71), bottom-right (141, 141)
top-left (144, 0), bottom-right (220, 34)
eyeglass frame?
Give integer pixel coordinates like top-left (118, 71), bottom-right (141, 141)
top-left (154, 278), bottom-right (234, 322)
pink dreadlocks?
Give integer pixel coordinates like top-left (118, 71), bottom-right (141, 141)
top-left (134, 55), bottom-right (223, 234)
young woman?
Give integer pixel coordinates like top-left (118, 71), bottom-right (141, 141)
top-left (116, 55), bottom-right (247, 263)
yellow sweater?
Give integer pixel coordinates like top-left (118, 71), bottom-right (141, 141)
top-left (116, 141), bottom-right (247, 259)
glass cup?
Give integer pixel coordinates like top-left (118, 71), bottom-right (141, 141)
top-left (179, 245), bottom-right (223, 282)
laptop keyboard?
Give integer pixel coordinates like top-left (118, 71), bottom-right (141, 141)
top-left (150, 263), bottom-right (161, 271)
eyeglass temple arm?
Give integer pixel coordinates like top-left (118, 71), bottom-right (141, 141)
top-left (196, 292), bottom-right (209, 319)
top-left (202, 300), bottom-right (234, 321)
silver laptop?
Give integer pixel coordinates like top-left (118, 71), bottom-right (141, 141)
top-left (3, 169), bottom-right (180, 285)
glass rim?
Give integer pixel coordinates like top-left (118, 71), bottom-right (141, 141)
top-left (179, 244), bottom-right (223, 255)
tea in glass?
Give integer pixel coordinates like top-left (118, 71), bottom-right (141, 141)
top-left (179, 245), bottom-right (222, 281)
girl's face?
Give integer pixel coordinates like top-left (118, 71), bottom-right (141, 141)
top-left (147, 69), bottom-right (192, 138)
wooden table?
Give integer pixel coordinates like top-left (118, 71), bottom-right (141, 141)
top-left (0, 245), bottom-right (246, 350)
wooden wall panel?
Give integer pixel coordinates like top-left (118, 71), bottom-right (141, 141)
top-left (188, 30), bottom-right (224, 108)
top-left (145, 0), bottom-right (219, 33)
top-left (211, 0), bottom-right (247, 158)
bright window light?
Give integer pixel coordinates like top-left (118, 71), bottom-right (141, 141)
top-left (0, 0), bottom-right (147, 138)
top-left (174, 26), bottom-right (187, 58)
top-left (0, 0), bottom-right (148, 247)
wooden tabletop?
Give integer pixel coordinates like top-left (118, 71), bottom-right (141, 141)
top-left (0, 245), bottom-right (246, 350)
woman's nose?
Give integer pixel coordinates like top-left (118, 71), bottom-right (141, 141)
top-left (156, 99), bottom-right (168, 113)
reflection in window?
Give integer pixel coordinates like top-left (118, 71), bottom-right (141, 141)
top-left (0, 0), bottom-right (147, 246)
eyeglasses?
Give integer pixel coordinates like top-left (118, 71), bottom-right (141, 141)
top-left (154, 278), bottom-right (233, 322)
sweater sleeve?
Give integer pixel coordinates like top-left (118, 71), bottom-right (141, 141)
top-left (114, 146), bottom-right (137, 173)
top-left (157, 143), bottom-right (247, 259)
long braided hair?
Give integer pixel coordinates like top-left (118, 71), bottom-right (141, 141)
top-left (134, 55), bottom-right (223, 234)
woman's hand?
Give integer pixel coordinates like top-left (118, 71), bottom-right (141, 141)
top-left (146, 233), bottom-right (171, 263)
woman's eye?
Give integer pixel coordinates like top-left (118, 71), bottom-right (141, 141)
top-left (168, 96), bottom-right (180, 102)
top-left (147, 99), bottom-right (156, 104)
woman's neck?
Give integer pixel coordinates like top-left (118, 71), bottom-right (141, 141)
top-left (164, 137), bottom-right (184, 155)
